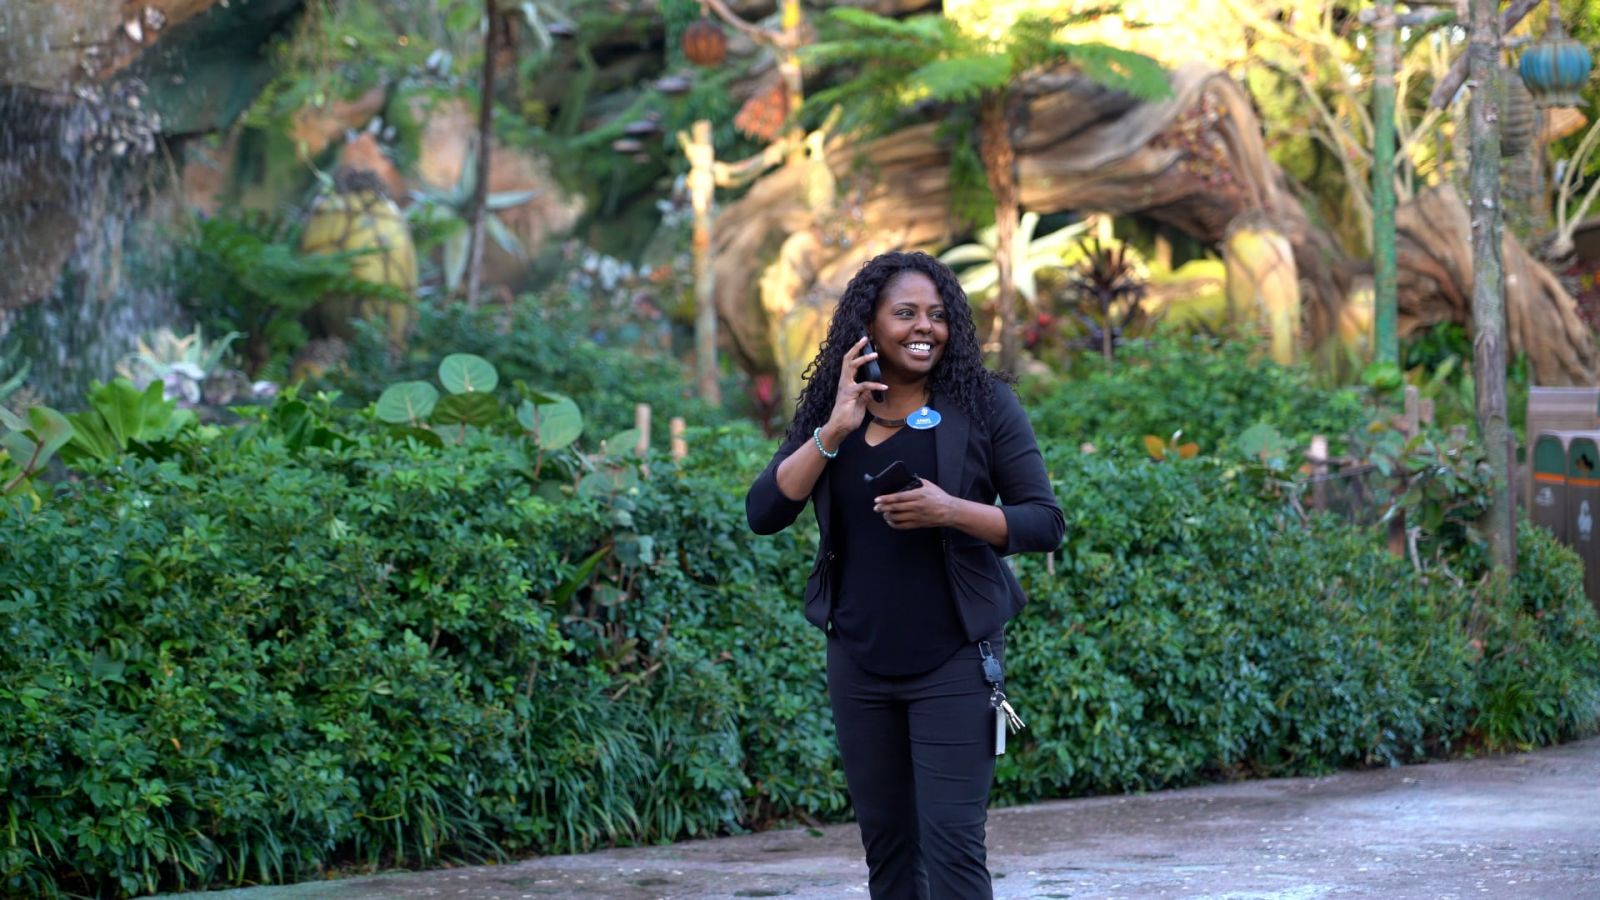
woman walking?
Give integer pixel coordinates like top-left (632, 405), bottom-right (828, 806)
top-left (746, 250), bottom-right (1064, 899)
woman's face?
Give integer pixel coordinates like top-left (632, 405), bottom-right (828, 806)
top-left (868, 270), bottom-right (949, 383)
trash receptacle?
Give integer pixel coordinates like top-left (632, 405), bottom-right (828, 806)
top-left (1524, 387), bottom-right (1600, 509)
top-left (1566, 435), bottom-right (1600, 614)
top-left (1532, 432), bottom-right (1573, 544)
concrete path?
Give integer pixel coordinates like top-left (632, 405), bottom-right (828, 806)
top-left (189, 737), bottom-right (1600, 899)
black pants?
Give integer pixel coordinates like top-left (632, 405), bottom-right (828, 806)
top-left (827, 635), bottom-right (998, 900)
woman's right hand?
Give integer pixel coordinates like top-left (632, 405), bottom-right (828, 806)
top-left (821, 337), bottom-right (885, 446)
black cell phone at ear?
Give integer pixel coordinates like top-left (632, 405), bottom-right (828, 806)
top-left (864, 459), bottom-right (922, 497)
top-left (859, 337), bottom-right (885, 403)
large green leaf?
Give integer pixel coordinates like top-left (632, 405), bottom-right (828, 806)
top-left (606, 428), bottom-right (643, 458)
top-left (431, 391), bottom-right (501, 427)
top-left (0, 405), bottom-right (26, 432)
top-left (376, 381), bottom-right (440, 424)
top-left (27, 406), bottom-right (74, 464)
top-left (577, 467), bottom-right (640, 499)
top-left (0, 430), bottom-right (36, 468)
top-left (438, 353), bottom-right (498, 395)
top-left (88, 379), bottom-right (150, 448)
top-left (64, 411), bottom-right (118, 462)
top-left (549, 545), bottom-right (610, 608)
top-left (517, 395), bottom-right (583, 451)
top-left (388, 425), bottom-right (445, 449)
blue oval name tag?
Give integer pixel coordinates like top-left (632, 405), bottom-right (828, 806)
top-left (907, 406), bottom-right (941, 430)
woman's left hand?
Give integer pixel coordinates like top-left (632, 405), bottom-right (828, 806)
top-left (873, 481), bottom-right (959, 530)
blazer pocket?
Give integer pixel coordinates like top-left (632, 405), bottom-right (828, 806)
top-left (945, 538), bottom-right (1009, 603)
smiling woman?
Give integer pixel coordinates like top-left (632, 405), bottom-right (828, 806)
top-left (745, 250), bottom-right (1064, 899)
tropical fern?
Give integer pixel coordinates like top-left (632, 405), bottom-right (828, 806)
top-left (1056, 42), bottom-right (1175, 102)
top-left (177, 212), bottom-right (407, 374)
top-left (802, 4), bottom-right (1170, 368)
top-left (804, 8), bottom-right (1171, 117)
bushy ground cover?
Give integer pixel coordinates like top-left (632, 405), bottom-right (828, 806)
top-left (1024, 337), bottom-right (1370, 454)
top-left (3, 339), bottom-right (1596, 897)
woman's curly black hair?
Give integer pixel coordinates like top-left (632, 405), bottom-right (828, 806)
top-left (785, 250), bottom-right (1013, 445)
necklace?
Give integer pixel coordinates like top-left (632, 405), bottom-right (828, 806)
top-left (869, 390), bottom-right (930, 429)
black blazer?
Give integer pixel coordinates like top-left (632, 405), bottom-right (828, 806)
top-left (745, 380), bottom-right (1065, 641)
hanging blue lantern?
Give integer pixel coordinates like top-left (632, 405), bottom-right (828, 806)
top-left (1519, 4), bottom-right (1593, 108)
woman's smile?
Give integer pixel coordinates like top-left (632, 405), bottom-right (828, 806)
top-left (872, 272), bottom-right (948, 378)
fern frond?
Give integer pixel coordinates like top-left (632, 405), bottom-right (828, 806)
top-left (801, 37), bottom-right (929, 69)
top-left (909, 54), bottom-right (1013, 105)
top-left (1059, 43), bottom-right (1172, 102)
top-left (824, 8), bottom-right (945, 42)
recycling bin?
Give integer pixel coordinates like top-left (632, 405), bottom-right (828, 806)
top-left (1524, 387), bottom-right (1600, 509)
top-left (1566, 434), bottom-right (1600, 614)
top-left (1531, 431), bottom-right (1574, 544)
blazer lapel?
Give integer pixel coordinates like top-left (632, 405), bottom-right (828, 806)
top-left (934, 398), bottom-right (969, 498)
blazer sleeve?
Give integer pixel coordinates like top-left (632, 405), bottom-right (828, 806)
top-left (988, 383), bottom-right (1065, 556)
top-left (746, 434), bottom-right (812, 535)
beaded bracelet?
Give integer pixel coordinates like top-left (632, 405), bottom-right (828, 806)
top-left (812, 426), bottom-right (838, 459)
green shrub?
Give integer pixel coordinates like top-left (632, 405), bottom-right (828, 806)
top-left (3, 385), bottom-right (1596, 897)
top-left (1025, 337), bottom-right (1368, 455)
top-left (334, 299), bottom-right (727, 438)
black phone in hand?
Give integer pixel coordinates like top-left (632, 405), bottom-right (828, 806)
top-left (864, 459), bottom-right (922, 496)
top-left (859, 338), bottom-right (885, 403)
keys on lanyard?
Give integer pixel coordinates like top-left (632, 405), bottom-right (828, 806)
top-left (979, 640), bottom-right (1025, 756)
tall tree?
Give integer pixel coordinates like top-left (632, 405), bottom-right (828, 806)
top-left (463, 0), bottom-right (499, 308)
top-left (804, 8), bottom-right (1169, 372)
top-left (1467, 0), bottom-right (1513, 569)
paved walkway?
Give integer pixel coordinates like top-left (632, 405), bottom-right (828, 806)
top-left (191, 737), bottom-right (1600, 899)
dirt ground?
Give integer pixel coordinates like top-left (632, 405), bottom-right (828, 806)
top-left (187, 736), bottom-right (1600, 899)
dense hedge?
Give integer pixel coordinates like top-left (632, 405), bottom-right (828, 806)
top-left (1024, 337), bottom-right (1370, 453)
top-left (4, 401), bottom-right (1598, 897)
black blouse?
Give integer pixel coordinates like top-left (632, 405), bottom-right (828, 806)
top-left (829, 421), bottom-right (966, 676)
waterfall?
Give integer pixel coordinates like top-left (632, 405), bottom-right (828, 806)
top-left (0, 2), bottom-right (185, 407)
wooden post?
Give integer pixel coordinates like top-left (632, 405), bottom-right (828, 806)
top-left (1310, 434), bottom-right (1329, 512)
top-left (635, 403), bottom-right (652, 477)
top-left (1389, 386), bottom-right (1422, 557)
top-left (634, 403), bottom-right (651, 458)
top-left (679, 120), bottom-right (722, 407)
top-left (670, 416), bottom-right (687, 461)
top-left (1507, 431), bottom-right (1519, 576)
top-left (1467, 0), bottom-right (1514, 570)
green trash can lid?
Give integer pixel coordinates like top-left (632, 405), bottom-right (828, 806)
top-left (1569, 436), bottom-right (1600, 484)
top-left (1535, 434), bottom-right (1571, 479)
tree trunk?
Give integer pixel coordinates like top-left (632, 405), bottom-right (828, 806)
top-left (1372, 0), bottom-right (1399, 366)
top-left (464, 0), bottom-right (498, 308)
top-left (979, 92), bottom-right (1019, 372)
top-left (1467, 0), bottom-right (1513, 570)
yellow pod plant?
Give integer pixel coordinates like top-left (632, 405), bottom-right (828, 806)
top-left (301, 168), bottom-right (418, 349)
